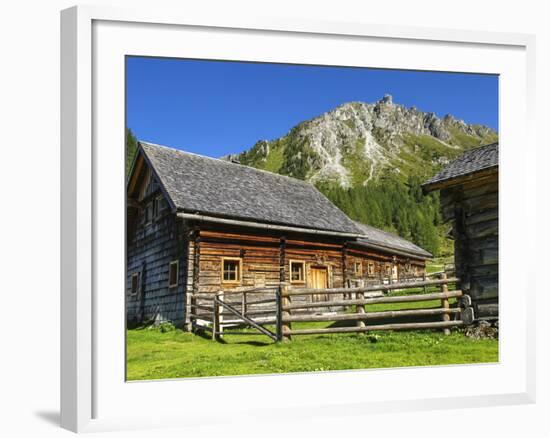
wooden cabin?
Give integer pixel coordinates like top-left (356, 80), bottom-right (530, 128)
top-left (422, 142), bottom-right (498, 321)
top-left (347, 221), bottom-right (432, 286)
top-left (126, 142), bottom-right (432, 328)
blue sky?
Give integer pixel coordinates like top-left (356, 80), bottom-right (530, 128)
top-left (126, 57), bottom-right (498, 158)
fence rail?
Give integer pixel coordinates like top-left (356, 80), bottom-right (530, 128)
top-left (190, 272), bottom-right (471, 342)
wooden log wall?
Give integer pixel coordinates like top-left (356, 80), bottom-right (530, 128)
top-left (187, 226), bottom-right (429, 317)
top-left (346, 247), bottom-right (427, 285)
top-left (192, 227), bottom-right (346, 294)
top-left (440, 172), bottom-right (498, 320)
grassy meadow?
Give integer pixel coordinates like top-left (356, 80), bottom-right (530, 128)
top-left (127, 324), bottom-right (498, 381)
top-left (126, 274), bottom-right (498, 380)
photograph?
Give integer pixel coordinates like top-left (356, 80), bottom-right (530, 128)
top-left (125, 57), bottom-right (499, 380)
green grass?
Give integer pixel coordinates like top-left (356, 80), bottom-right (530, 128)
top-left (341, 138), bottom-right (374, 186)
top-left (127, 259), bottom-right (497, 381)
top-left (447, 126), bottom-right (498, 149)
top-left (259, 139), bottom-right (285, 173)
top-left (127, 318), bottom-right (498, 381)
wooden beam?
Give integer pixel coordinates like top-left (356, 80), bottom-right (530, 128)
top-left (283, 307), bottom-right (460, 323)
top-left (127, 153), bottom-right (144, 195)
top-left (342, 242), bottom-right (348, 289)
top-left (279, 236), bottom-right (286, 283)
top-left (290, 320), bottom-right (464, 335)
top-left (281, 283), bottom-right (291, 342)
top-left (282, 292), bottom-right (383, 310)
top-left (440, 272), bottom-right (451, 335)
top-left (286, 277), bottom-right (458, 296)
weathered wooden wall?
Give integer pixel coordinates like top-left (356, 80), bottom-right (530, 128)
top-left (126, 171), bottom-right (188, 328)
top-left (190, 227), bottom-right (346, 293)
top-left (190, 225), bottom-right (427, 295)
top-left (440, 172), bottom-right (498, 320)
top-left (347, 247), bottom-right (426, 285)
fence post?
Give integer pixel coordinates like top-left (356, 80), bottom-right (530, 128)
top-left (212, 294), bottom-right (218, 340)
top-left (218, 291), bottom-right (224, 340)
top-left (242, 292), bottom-right (247, 318)
top-left (281, 283), bottom-right (291, 342)
top-left (213, 291), bottom-right (223, 341)
top-left (356, 289), bottom-right (366, 334)
top-left (190, 294), bottom-right (196, 334)
top-left (276, 285), bottom-right (283, 342)
top-left (440, 273), bottom-right (451, 335)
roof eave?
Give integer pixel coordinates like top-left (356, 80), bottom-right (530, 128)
top-left (177, 212), bottom-right (364, 239)
top-left (422, 165), bottom-right (498, 193)
top-left (350, 240), bottom-right (433, 260)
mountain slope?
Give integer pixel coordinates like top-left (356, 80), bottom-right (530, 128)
top-left (225, 96), bottom-right (498, 256)
top-left (230, 95), bottom-right (497, 188)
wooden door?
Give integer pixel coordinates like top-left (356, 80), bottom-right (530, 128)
top-left (392, 264), bottom-right (398, 282)
top-left (310, 267), bottom-right (328, 302)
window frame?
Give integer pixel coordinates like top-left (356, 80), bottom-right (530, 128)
top-left (354, 261), bottom-right (362, 276)
top-left (289, 260), bottom-right (306, 284)
top-left (152, 195), bottom-right (164, 220)
top-left (221, 257), bottom-right (243, 284)
top-left (168, 260), bottom-right (179, 288)
top-left (367, 261), bottom-right (375, 277)
top-left (152, 197), bottom-right (159, 220)
top-left (143, 201), bottom-right (153, 226)
top-left (130, 272), bottom-right (140, 296)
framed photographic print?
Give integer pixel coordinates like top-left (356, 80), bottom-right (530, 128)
top-left (61, 4), bottom-right (536, 433)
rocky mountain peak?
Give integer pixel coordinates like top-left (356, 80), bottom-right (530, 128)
top-left (380, 94), bottom-right (393, 105)
top-left (228, 97), bottom-right (498, 189)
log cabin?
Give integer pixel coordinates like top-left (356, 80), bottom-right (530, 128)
top-left (126, 141), bottom-right (432, 328)
top-left (422, 142), bottom-right (498, 321)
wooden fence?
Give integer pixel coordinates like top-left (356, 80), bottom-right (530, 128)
top-left (189, 273), bottom-right (474, 342)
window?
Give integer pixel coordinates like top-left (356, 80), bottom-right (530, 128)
top-left (222, 258), bottom-right (242, 283)
top-left (290, 260), bottom-right (305, 283)
top-left (144, 202), bottom-right (153, 225)
top-left (168, 261), bottom-right (179, 288)
top-left (385, 263), bottom-right (392, 276)
top-left (354, 261), bottom-right (362, 276)
top-left (152, 196), bottom-right (164, 220)
top-left (130, 273), bottom-right (140, 295)
top-left (367, 261), bottom-right (375, 276)
top-left (152, 198), bottom-right (159, 219)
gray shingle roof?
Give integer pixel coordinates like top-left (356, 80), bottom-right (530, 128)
top-left (423, 142), bottom-right (498, 190)
top-left (353, 221), bottom-right (433, 259)
top-left (139, 142), bottom-right (362, 235)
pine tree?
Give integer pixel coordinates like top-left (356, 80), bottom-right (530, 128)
top-left (315, 175), bottom-right (444, 257)
top-left (126, 128), bottom-right (138, 176)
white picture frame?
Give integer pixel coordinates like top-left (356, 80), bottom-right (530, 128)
top-left (60, 4), bottom-right (536, 433)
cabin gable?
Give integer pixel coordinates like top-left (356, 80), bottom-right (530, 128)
top-left (126, 150), bottom-right (188, 327)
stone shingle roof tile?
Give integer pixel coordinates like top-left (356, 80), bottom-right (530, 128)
top-left (423, 142), bottom-right (498, 189)
top-left (353, 221), bottom-right (433, 259)
top-left (140, 141), bottom-right (362, 234)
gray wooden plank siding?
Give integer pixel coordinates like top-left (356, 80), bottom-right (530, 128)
top-left (441, 174), bottom-right (498, 319)
top-left (126, 193), bottom-right (189, 328)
